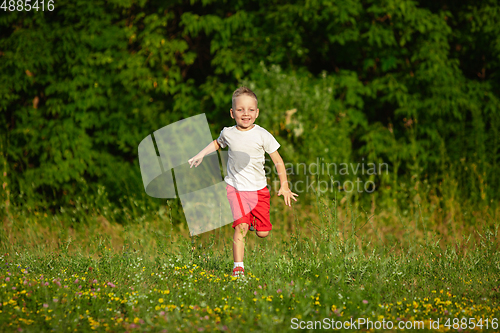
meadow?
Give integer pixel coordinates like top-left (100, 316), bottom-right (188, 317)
top-left (2, 0), bottom-right (500, 331)
top-left (1, 192), bottom-right (499, 332)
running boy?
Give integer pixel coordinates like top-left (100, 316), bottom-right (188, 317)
top-left (188, 87), bottom-right (298, 277)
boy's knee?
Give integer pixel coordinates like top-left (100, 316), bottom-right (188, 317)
top-left (235, 224), bottom-right (249, 235)
top-left (256, 231), bottom-right (269, 238)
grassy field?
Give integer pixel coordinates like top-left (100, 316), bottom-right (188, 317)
top-left (0, 195), bottom-right (499, 332)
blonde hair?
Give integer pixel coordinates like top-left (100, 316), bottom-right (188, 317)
top-left (232, 86), bottom-right (258, 109)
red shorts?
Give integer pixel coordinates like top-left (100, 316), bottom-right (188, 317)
top-left (226, 184), bottom-right (272, 231)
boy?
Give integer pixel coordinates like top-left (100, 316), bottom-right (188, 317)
top-left (188, 87), bottom-right (298, 277)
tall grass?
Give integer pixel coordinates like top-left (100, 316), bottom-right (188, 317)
top-left (0, 187), bottom-right (499, 332)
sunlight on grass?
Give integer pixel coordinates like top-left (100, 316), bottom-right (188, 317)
top-left (0, 194), bottom-right (499, 332)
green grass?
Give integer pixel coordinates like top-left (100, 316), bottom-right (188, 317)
top-left (0, 196), bottom-right (499, 332)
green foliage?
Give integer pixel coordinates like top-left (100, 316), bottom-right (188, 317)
top-left (0, 0), bottom-right (499, 220)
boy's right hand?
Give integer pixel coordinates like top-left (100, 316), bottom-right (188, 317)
top-left (188, 154), bottom-right (203, 168)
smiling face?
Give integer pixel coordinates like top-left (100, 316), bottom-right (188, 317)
top-left (230, 94), bottom-right (259, 131)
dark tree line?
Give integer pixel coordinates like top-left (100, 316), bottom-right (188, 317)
top-left (1, 0), bottom-right (499, 218)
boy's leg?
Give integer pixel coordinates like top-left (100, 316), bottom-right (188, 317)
top-left (256, 230), bottom-right (269, 238)
top-left (233, 223), bottom-right (249, 262)
top-left (252, 186), bottom-right (272, 238)
top-left (226, 185), bottom-right (258, 275)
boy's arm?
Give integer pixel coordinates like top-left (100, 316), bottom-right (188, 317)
top-left (188, 140), bottom-right (221, 168)
top-left (269, 150), bottom-right (298, 207)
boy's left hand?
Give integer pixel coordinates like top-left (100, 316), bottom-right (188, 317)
top-left (277, 187), bottom-right (298, 207)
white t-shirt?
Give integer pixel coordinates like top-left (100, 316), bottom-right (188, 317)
top-left (217, 124), bottom-right (280, 191)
